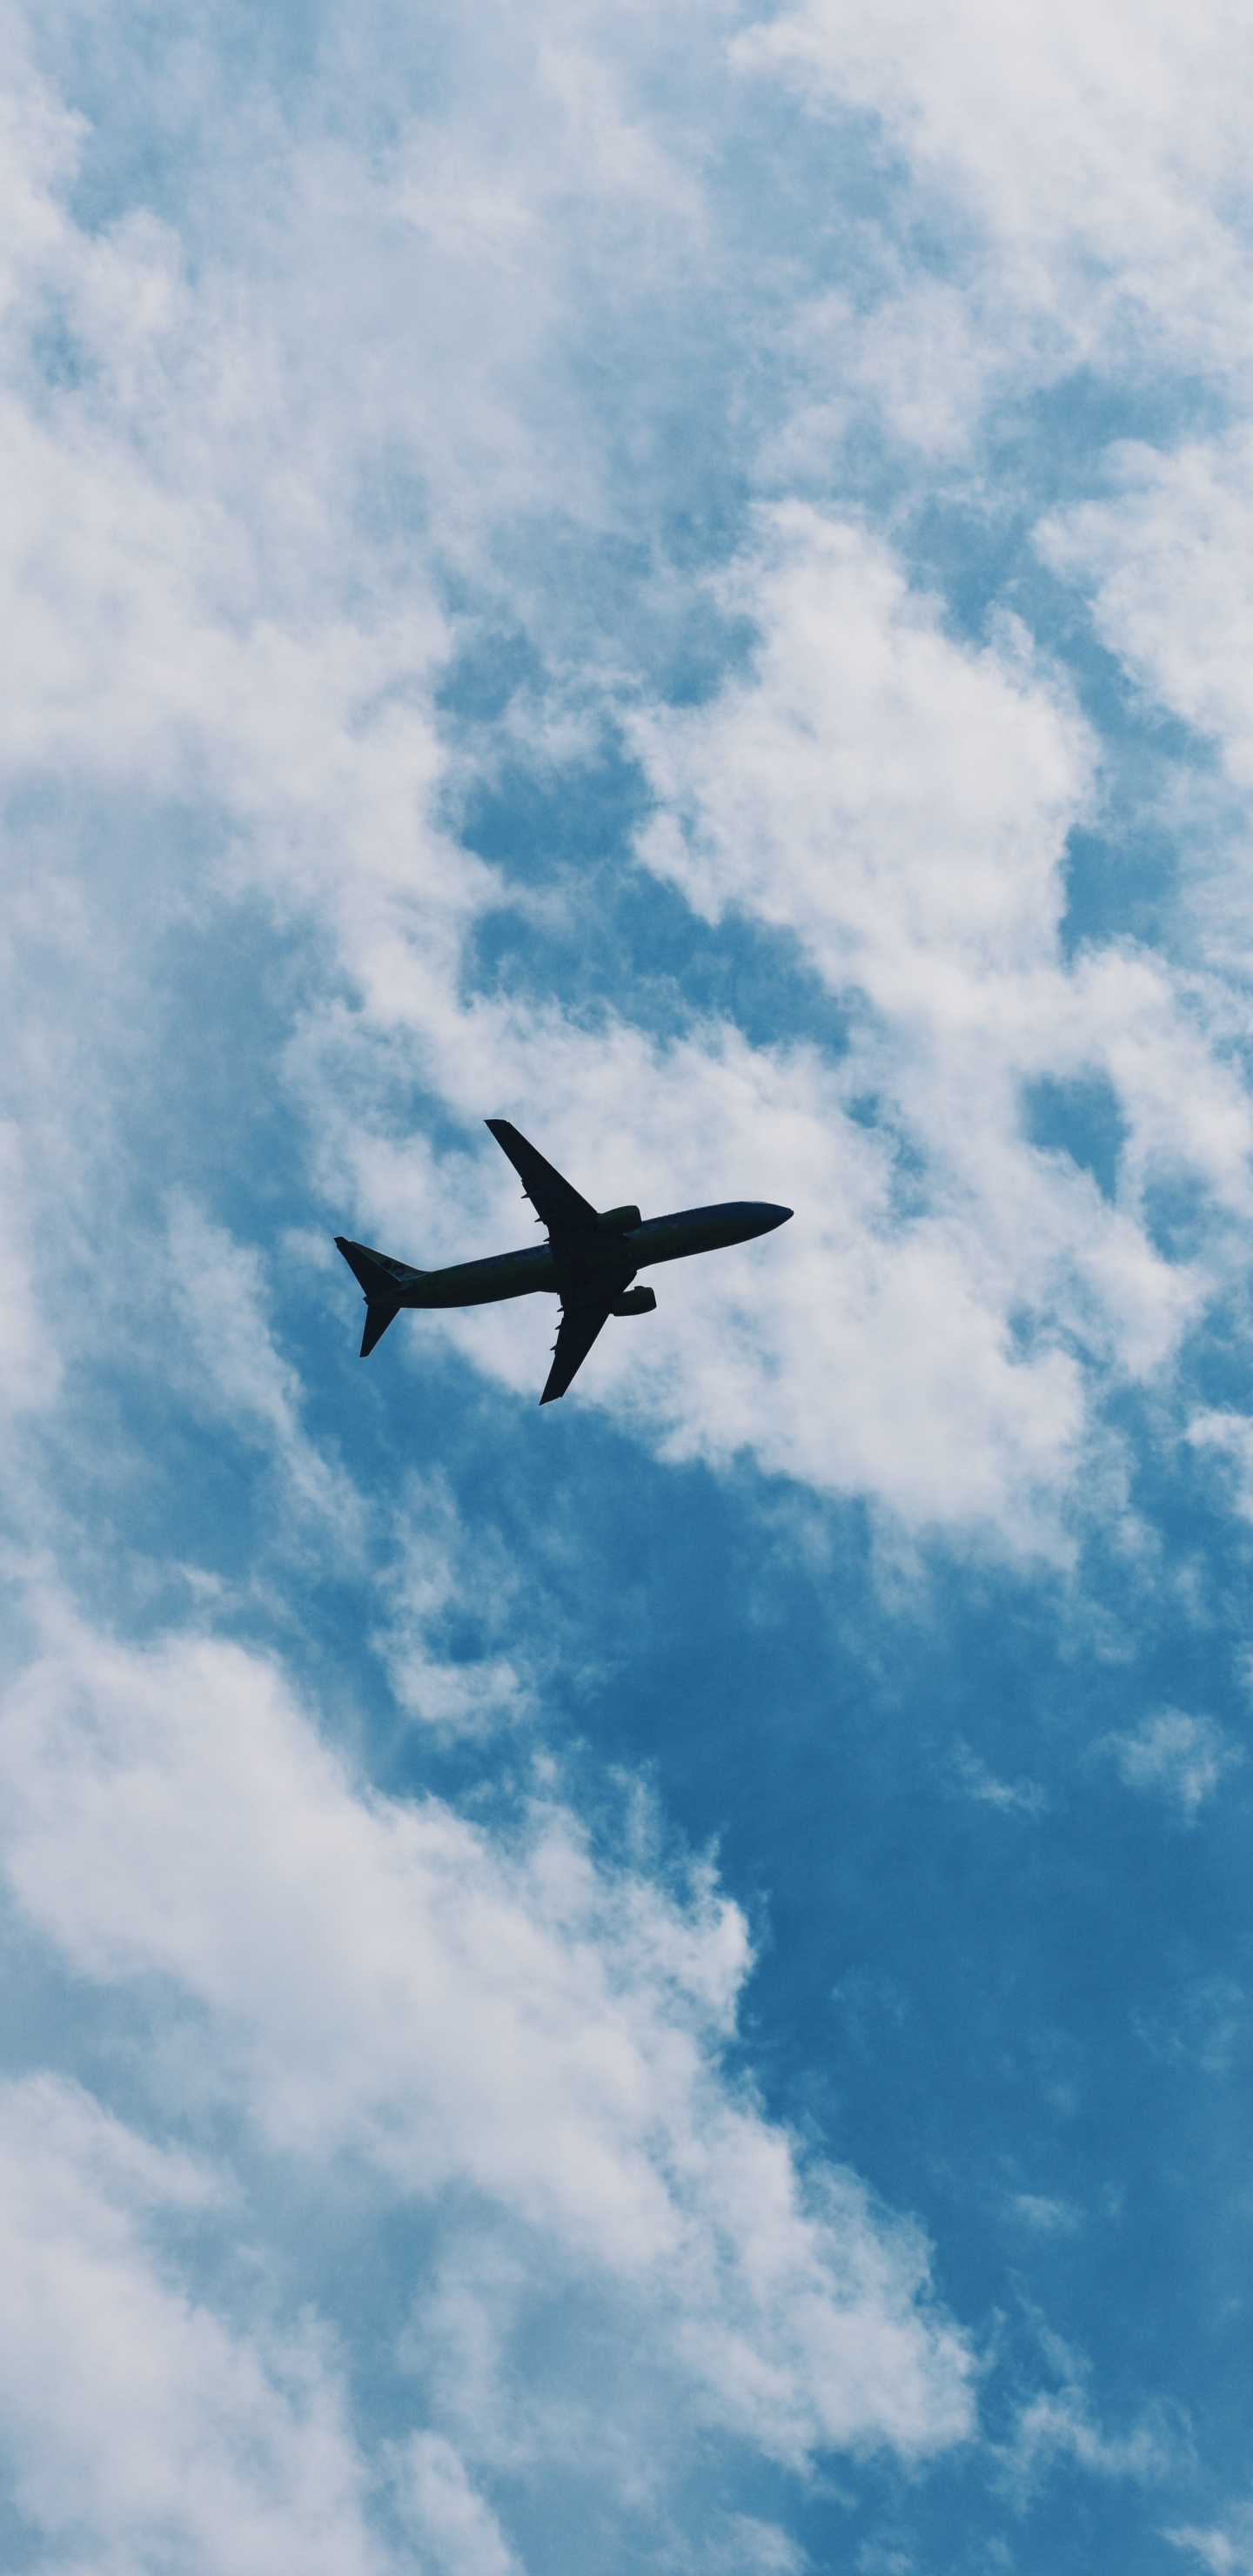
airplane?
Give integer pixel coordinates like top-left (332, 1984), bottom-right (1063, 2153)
top-left (335, 1119), bottom-right (792, 1405)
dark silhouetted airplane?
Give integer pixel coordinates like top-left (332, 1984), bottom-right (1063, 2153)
top-left (336, 1119), bottom-right (793, 1404)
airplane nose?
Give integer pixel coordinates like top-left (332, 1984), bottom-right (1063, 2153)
top-left (759, 1204), bottom-right (793, 1231)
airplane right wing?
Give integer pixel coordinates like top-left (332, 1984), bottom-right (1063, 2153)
top-left (485, 1120), bottom-right (600, 1256)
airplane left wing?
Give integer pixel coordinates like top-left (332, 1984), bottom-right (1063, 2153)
top-left (485, 1120), bottom-right (600, 1255)
top-left (540, 1291), bottom-right (616, 1405)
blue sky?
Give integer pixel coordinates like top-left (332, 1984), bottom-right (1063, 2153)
top-left (3, 1), bottom-right (1253, 2568)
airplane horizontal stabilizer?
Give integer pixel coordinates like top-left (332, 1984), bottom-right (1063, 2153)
top-left (360, 1304), bottom-right (399, 1358)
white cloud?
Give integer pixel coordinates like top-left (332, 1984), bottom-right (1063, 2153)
top-left (951, 1743), bottom-right (1049, 1815)
top-left (0, 2073), bottom-right (393, 2575)
top-left (0, 1600), bottom-right (975, 2479)
top-left (711, 2516), bottom-right (810, 2575)
top-left (1102, 1709), bottom-right (1243, 1819)
top-left (633, 507), bottom-right (1092, 997)
top-left (1010, 2194), bottom-right (1077, 2236)
top-left (1039, 428), bottom-right (1253, 965)
top-left (371, 1472), bottom-right (534, 1740)
top-left (164, 1197), bottom-right (364, 1544)
top-left (738, 0), bottom-right (1253, 392)
top-left (1134, 1974), bottom-right (1245, 2077)
top-left (1008, 2195), bottom-right (1081, 2236)
top-left (1034, 435), bottom-right (1253, 1223)
top-left (0, 1122), bottom-right (53, 1421)
top-left (395, 2431), bottom-right (520, 2576)
top-left (628, 505), bottom-right (1250, 1531)
top-left (1169, 2518), bottom-right (1253, 2574)
top-left (1039, 432), bottom-right (1253, 785)
top-left (1000, 2383), bottom-right (1176, 2495)
top-left (991, 2306), bottom-right (1182, 2500)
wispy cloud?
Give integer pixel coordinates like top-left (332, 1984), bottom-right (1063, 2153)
top-left (370, 1471), bottom-right (536, 1739)
top-left (1008, 2194), bottom-right (1082, 2236)
top-left (1170, 2524), bottom-right (1253, 2566)
top-left (394, 2432), bottom-right (522, 2576)
top-left (951, 1741), bottom-right (1049, 1815)
top-left (999, 2383), bottom-right (1179, 2495)
top-left (1102, 1709), bottom-right (1244, 1819)
top-left (1168, 2514), bottom-right (1253, 2575)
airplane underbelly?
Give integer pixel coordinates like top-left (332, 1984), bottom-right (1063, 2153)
top-left (633, 1224), bottom-right (726, 1266)
top-left (409, 1253), bottom-right (557, 1308)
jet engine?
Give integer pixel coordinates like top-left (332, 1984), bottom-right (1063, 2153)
top-left (598, 1204), bottom-right (641, 1232)
top-left (613, 1286), bottom-right (657, 1317)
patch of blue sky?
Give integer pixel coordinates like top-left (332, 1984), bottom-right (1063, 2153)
top-left (1022, 1070), bottom-right (1129, 1202)
top-left (453, 754), bottom-right (855, 1060)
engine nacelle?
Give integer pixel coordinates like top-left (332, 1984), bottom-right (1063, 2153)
top-left (598, 1204), bottom-right (641, 1233)
top-left (612, 1285), bottom-right (657, 1317)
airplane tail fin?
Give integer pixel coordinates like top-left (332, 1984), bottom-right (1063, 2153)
top-left (335, 1237), bottom-right (424, 1359)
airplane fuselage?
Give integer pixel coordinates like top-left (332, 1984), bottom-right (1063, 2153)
top-left (390, 1201), bottom-right (788, 1310)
